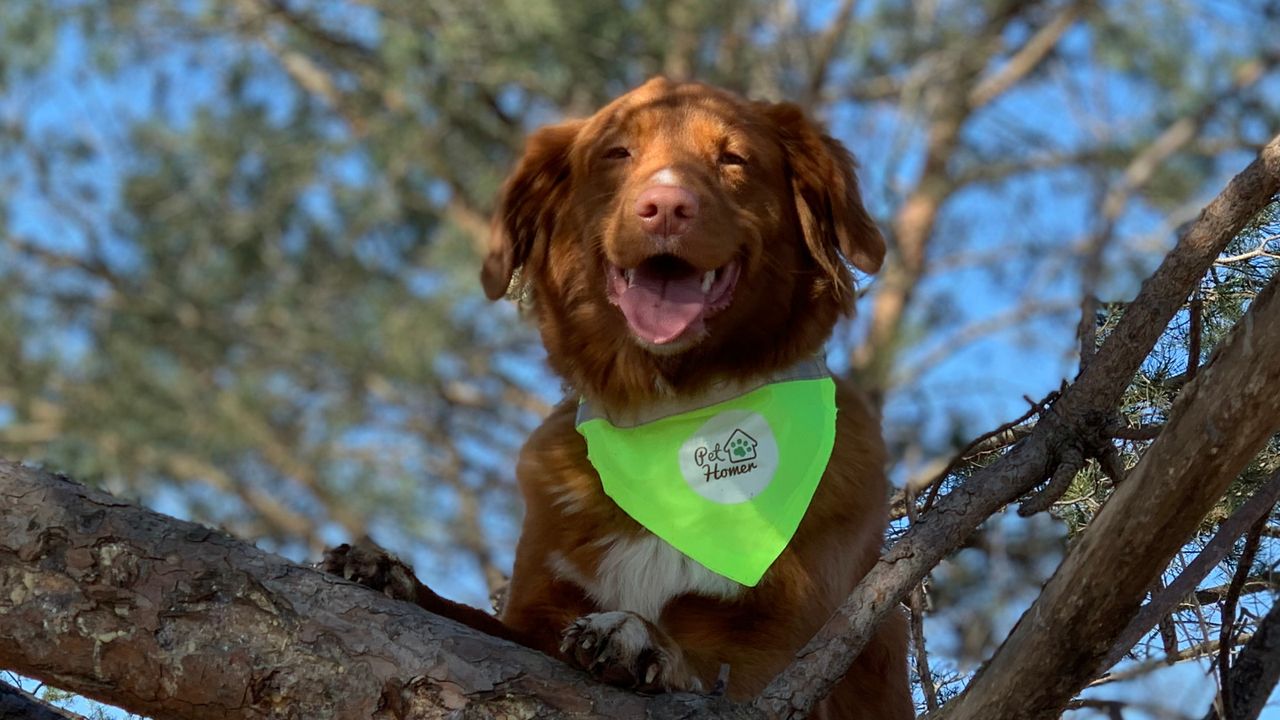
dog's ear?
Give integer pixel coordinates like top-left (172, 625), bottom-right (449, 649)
top-left (481, 120), bottom-right (584, 301)
top-left (760, 102), bottom-right (885, 307)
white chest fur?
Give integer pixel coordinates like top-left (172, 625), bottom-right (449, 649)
top-left (550, 534), bottom-right (743, 621)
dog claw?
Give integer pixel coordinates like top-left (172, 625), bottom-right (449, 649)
top-left (560, 611), bottom-right (700, 693)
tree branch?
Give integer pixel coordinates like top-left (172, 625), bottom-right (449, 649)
top-left (1216, 512), bottom-right (1268, 717)
top-left (934, 273), bottom-right (1280, 719)
top-left (1103, 466), bottom-right (1280, 671)
top-left (0, 462), bottom-right (762, 720)
top-left (890, 392), bottom-right (1053, 519)
top-left (1194, 577), bottom-right (1279, 606)
top-left (967, 0), bottom-right (1086, 109)
top-left (1202, 599), bottom-right (1280, 720)
top-left (755, 134), bottom-right (1280, 720)
top-left (1092, 635), bottom-right (1251, 689)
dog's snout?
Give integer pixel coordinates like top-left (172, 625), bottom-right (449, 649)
top-left (635, 185), bottom-right (699, 238)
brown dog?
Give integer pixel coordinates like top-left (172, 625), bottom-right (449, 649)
top-left (326, 78), bottom-right (912, 719)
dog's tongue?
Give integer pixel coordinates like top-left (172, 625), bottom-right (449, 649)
top-left (616, 266), bottom-right (707, 344)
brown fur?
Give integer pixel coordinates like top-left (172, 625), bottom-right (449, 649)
top-left (477, 78), bottom-right (907, 717)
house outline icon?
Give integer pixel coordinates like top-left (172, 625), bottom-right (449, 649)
top-left (725, 429), bottom-right (758, 463)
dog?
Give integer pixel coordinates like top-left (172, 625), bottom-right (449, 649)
top-left (325, 78), bottom-right (912, 719)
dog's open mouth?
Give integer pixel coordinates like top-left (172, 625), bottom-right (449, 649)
top-left (606, 254), bottom-right (741, 346)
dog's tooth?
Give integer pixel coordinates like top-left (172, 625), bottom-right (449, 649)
top-left (644, 664), bottom-right (659, 685)
top-left (701, 270), bottom-right (715, 293)
top-left (623, 269), bottom-right (634, 286)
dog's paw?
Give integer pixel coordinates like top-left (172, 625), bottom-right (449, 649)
top-left (559, 611), bottom-right (702, 694)
top-left (319, 539), bottom-right (418, 603)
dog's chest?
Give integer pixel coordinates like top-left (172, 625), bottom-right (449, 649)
top-left (551, 534), bottom-right (743, 621)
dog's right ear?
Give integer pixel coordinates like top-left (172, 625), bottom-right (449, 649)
top-left (481, 120), bottom-right (584, 300)
top-left (758, 102), bottom-right (884, 312)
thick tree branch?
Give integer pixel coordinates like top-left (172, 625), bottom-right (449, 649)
top-left (935, 274), bottom-right (1280, 719)
top-left (755, 134), bottom-right (1280, 720)
top-left (1103, 466), bottom-right (1280, 671)
top-left (0, 462), bottom-right (761, 720)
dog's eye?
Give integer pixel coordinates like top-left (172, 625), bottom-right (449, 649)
top-left (718, 151), bottom-right (747, 167)
top-left (603, 146), bottom-right (631, 160)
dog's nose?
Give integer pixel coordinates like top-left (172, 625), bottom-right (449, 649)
top-left (635, 185), bottom-right (699, 238)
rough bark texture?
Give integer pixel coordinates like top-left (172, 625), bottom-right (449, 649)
top-left (1104, 467), bottom-right (1280, 672)
top-left (754, 134), bottom-right (1280, 720)
top-left (0, 462), bottom-right (762, 720)
top-left (935, 275), bottom-right (1280, 720)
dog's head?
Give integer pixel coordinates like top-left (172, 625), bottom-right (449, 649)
top-left (483, 78), bottom-right (884, 407)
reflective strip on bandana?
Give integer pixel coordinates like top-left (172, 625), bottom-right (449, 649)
top-left (575, 373), bottom-right (836, 587)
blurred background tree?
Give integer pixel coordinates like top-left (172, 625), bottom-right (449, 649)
top-left (1, 1), bottom-right (1278, 717)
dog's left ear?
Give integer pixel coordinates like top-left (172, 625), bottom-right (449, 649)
top-left (761, 102), bottom-right (885, 306)
top-left (481, 120), bottom-right (584, 301)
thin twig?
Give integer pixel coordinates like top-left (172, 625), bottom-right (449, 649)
top-left (1153, 574), bottom-right (1180, 659)
top-left (1092, 635), bottom-right (1250, 688)
top-left (967, 0), bottom-right (1085, 108)
top-left (903, 496), bottom-right (939, 712)
top-left (891, 391), bottom-right (1059, 517)
top-left (1215, 233), bottom-right (1280, 264)
top-left (907, 586), bottom-right (938, 712)
top-left (1188, 289), bottom-right (1204, 381)
top-left (1216, 512), bottom-right (1268, 717)
top-left (801, 0), bottom-right (858, 110)
top-left (1202, 597), bottom-right (1280, 720)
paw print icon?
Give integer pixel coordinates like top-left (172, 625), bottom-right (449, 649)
top-left (724, 429), bottom-right (758, 463)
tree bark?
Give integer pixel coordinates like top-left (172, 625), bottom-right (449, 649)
top-left (934, 274), bottom-right (1280, 720)
top-left (1102, 466), bottom-right (1280, 672)
top-left (0, 462), bottom-right (761, 720)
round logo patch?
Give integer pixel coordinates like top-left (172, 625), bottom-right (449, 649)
top-left (677, 410), bottom-right (779, 504)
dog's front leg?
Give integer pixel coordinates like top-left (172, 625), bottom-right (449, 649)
top-left (320, 539), bottom-right (528, 645)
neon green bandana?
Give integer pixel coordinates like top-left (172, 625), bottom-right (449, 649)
top-left (574, 359), bottom-right (836, 587)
